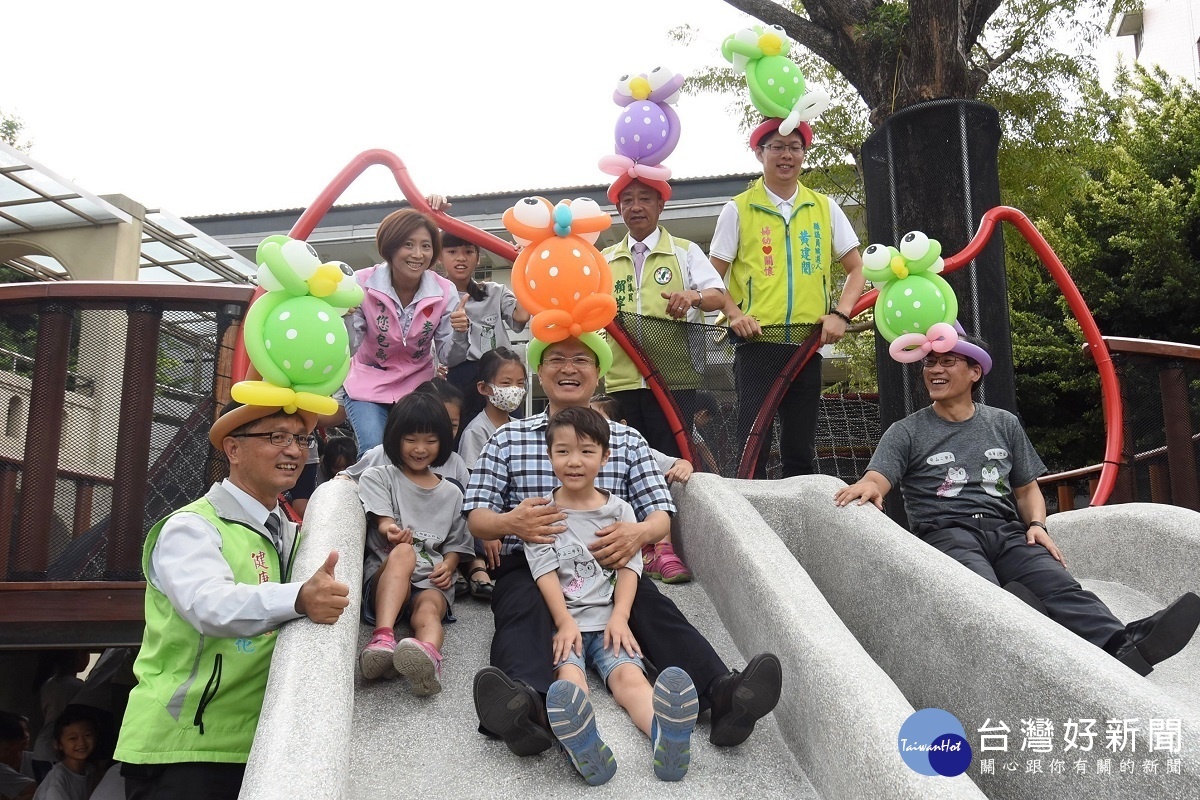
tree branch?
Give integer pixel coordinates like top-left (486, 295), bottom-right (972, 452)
top-left (719, 0), bottom-right (844, 65)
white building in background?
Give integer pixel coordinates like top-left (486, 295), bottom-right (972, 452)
top-left (1107, 0), bottom-right (1200, 85)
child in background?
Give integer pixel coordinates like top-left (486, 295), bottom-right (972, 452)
top-left (439, 233), bottom-right (530, 429)
top-left (30, 651), bottom-right (88, 781)
top-left (527, 407), bottom-right (698, 786)
top-left (357, 393), bottom-right (475, 696)
top-left (589, 395), bottom-right (693, 584)
top-left (0, 711), bottom-right (35, 800)
top-left (458, 347), bottom-right (527, 469)
top-left (456, 347), bottom-right (526, 599)
top-left (32, 708), bottom-right (98, 800)
top-left (688, 391), bottom-right (722, 474)
top-left (320, 436), bottom-right (358, 486)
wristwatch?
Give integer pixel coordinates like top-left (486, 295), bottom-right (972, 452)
top-left (690, 290), bottom-right (703, 309)
top-left (1028, 520), bottom-right (1047, 531)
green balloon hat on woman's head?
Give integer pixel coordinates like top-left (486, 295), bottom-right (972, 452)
top-left (527, 332), bottom-right (613, 378)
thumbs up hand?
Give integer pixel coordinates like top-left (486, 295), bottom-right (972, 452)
top-left (450, 293), bottom-right (470, 333)
top-left (295, 550), bottom-right (350, 624)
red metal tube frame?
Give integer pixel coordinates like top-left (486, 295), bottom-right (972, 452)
top-left (842, 206), bottom-right (1121, 506)
top-left (232, 150), bottom-right (519, 384)
top-left (232, 150), bottom-right (694, 467)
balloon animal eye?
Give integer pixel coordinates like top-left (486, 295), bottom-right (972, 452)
top-left (862, 243), bottom-right (890, 271)
top-left (614, 75), bottom-right (635, 98)
top-left (336, 261), bottom-right (354, 276)
top-left (512, 197), bottom-right (551, 228)
top-left (899, 231), bottom-right (930, 261)
top-left (770, 24), bottom-right (785, 33)
top-left (305, 243), bottom-right (318, 259)
top-left (647, 67), bottom-right (672, 91)
top-left (570, 198), bottom-right (603, 221)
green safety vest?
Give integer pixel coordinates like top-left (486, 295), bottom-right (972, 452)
top-left (603, 229), bottom-right (704, 393)
top-left (114, 486), bottom-right (297, 764)
top-left (729, 178), bottom-right (834, 327)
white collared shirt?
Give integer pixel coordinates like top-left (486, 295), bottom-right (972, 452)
top-left (147, 479), bottom-right (303, 638)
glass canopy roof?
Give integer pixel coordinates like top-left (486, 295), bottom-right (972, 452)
top-left (0, 141), bottom-right (255, 284)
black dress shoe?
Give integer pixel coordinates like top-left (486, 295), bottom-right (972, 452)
top-left (473, 666), bottom-right (556, 756)
top-left (707, 653), bottom-right (783, 747)
top-left (1115, 592), bottom-right (1200, 676)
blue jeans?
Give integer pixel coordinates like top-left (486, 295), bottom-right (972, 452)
top-left (556, 630), bottom-right (645, 685)
top-left (343, 396), bottom-right (390, 457)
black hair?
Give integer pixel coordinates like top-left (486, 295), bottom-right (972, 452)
top-left (0, 711), bottom-right (22, 743)
top-left (382, 392), bottom-right (453, 469)
top-left (692, 390), bottom-right (719, 418)
top-left (440, 232), bottom-right (488, 302)
top-left (958, 333), bottom-right (989, 401)
top-left (413, 377), bottom-right (464, 409)
top-left (477, 347), bottom-right (526, 386)
top-left (321, 436), bottom-right (357, 479)
top-left (546, 407), bottom-right (610, 452)
top-left (588, 394), bottom-right (622, 422)
top-left (53, 705), bottom-right (97, 742)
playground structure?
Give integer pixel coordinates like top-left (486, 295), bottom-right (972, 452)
top-left (1, 150), bottom-right (1199, 796)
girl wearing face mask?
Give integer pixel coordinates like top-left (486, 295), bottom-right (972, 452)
top-left (456, 347), bottom-right (527, 599)
top-left (458, 347), bottom-right (527, 469)
top-left (437, 232), bottom-right (531, 432)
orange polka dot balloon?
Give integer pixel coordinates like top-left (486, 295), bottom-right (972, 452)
top-left (503, 196), bottom-right (617, 342)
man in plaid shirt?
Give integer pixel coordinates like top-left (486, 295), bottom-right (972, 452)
top-left (466, 336), bottom-right (782, 756)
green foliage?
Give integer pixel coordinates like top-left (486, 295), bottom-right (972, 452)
top-left (1, 109), bottom-right (30, 151)
top-left (1004, 66), bottom-right (1200, 467)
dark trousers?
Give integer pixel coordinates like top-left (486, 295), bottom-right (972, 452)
top-left (611, 388), bottom-right (695, 459)
top-left (447, 359), bottom-right (485, 444)
top-left (123, 762), bottom-right (245, 800)
top-left (916, 517), bottom-right (1125, 649)
top-left (734, 342), bottom-right (822, 478)
top-left (488, 551), bottom-right (727, 712)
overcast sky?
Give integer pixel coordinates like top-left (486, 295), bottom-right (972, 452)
top-left (6, 0), bottom-right (767, 217)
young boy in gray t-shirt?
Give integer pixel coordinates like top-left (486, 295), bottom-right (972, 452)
top-left (525, 407), bottom-right (698, 786)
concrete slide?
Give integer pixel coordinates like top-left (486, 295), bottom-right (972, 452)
top-left (236, 476), bottom-right (1199, 799)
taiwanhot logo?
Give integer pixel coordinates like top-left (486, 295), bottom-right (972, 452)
top-left (897, 708), bottom-right (973, 777)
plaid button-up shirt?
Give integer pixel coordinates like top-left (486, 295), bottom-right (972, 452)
top-left (464, 410), bottom-right (675, 555)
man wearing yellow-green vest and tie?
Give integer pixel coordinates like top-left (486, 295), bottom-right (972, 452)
top-left (709, 118), bottom-right (866, 478)
top-left (115, 403), bottom-right (350, 800)
top-left (602, 174), bottom-right (727, 457)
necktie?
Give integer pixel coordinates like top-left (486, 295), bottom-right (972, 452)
top-left (632, 241), bottom-right (649, 285)
top-left (265, 512), bottom-right (285, 559)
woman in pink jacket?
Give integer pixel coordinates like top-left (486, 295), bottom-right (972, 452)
top-left (343, 209), bottom-right (469, 456)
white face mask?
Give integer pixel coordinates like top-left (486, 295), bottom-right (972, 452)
top-left (487, 384), bottom-right (526, 413)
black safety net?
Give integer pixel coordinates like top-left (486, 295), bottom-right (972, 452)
top-left (606, 311), bottom-right (881, 482)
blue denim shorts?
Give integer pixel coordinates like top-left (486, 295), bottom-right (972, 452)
top-left (556, 630), bottom-right (645, 684)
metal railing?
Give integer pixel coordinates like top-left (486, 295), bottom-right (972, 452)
top-left (1040, 337), bottom-right (1200, 512)
top-left (0, 281), bottom-right (252, 647)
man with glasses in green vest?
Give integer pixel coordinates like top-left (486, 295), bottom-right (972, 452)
top-left (709, 118), bottom-right (866, 478)
top-left (115, 403), bottom-right (350, 800)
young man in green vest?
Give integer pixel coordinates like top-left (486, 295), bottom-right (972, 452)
top-left (709, 119), bottom-right (866, 478)
top-left (115, 403), bottom-right (350, 800)
top-left (603, 176), bottom-right (728, 581)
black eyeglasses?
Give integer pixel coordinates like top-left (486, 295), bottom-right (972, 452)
top-left (921, 355), bottom-right (967, 369)
top-left (235, 432), bottom-right (316, 449)
top-left (542, 355), bottom-right (597, 369)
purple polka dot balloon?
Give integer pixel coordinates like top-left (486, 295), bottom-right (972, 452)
top-left (615, 101), bottom-right (671, 162)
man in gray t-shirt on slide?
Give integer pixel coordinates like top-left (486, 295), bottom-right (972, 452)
top-left (835, 335), bottom-right (1200, 677)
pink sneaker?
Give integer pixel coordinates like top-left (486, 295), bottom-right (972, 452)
top-left (394, 638), bottom-right (443, 696)
top-left (648, 543), bottom-right (692, 584)
top-left (360, 630), bottom-right (396, 680)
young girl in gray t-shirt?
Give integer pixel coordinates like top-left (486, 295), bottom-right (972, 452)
top-left (357, 393), bottom-right (475, 696)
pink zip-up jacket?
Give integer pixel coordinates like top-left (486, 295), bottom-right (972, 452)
top-left (342, 265), bottom-right (469, 404)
